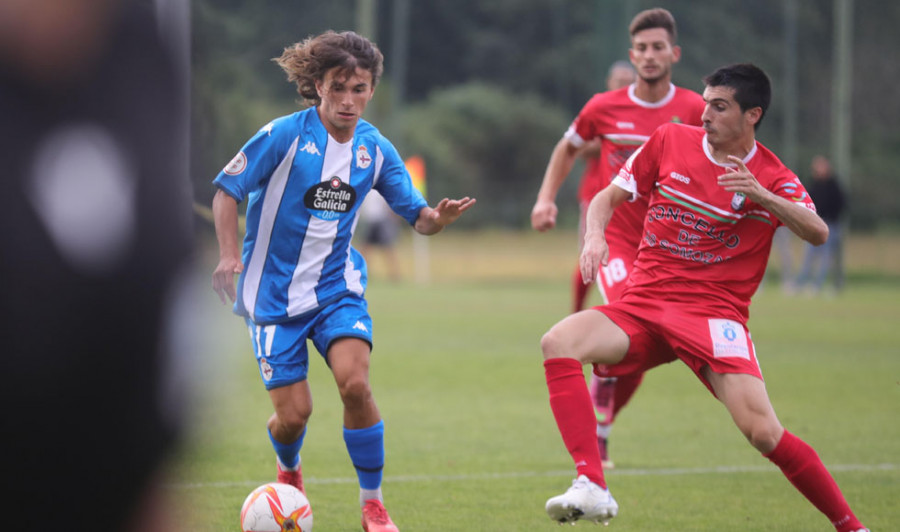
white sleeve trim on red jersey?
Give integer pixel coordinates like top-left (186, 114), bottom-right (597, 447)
top-left (563, 123), bottom-right (586, 148)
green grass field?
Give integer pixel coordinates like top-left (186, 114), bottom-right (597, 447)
top-left (170, 230), bottom-right (899, 531)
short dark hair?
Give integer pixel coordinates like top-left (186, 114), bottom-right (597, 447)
top-left (629, 8), bottom-right (677, 43)
top-left (703, 63), bottom-right (771, 130)
top-left (275, 30), bottom-right (384, 107)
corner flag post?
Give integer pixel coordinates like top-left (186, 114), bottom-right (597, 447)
top-left (405, 156), bottom-right (430, 284)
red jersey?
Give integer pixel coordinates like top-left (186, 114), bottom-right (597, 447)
top-left (613, 123), bottom-right (816, 321)
top-left (568, 84), bottom-right (705, 252)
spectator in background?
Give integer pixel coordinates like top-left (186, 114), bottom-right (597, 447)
top-left (770, 225), bottom-right (798, 292)
top-left (793, 155), bottom-right (847, 295)
top-left (359, 191), bottom-right (403, 282)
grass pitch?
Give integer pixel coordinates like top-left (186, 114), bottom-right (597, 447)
top-left (170, 229), bottom-right (899, 530)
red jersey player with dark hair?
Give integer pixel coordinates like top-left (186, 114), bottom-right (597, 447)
top-left (540, 63), bottom-right (868, 532)
top-left (531, 7), bottom-right (705, 468)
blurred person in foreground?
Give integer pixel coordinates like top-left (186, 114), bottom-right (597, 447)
top-left (540, 63), bottom-right (868, 532)
top-left (531, 7), bottom-right (705, 470)
top-left (0, 0), bottom-right (194, 530)
top-left (211, 30), bottom-right (474, 532)
top-left (792, 154), bottom-right (847, 295)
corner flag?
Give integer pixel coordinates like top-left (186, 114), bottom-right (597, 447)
top-left (405, 155), bottom-right (426, 197)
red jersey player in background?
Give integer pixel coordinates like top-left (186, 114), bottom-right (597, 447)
top-left (540, 63), bottom-right (868, 532)
top-left (531, 7), bottom-right (705, 468)
top-left (573, 60), bottom-right (638, 228)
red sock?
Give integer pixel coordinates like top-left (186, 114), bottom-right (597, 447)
top-left (765, 430), bottom-right (864, 532)
top-left (544, 358), bottom-right (606, 488)
top-left (611, 372), bottom-right (645, 420)
top-left (571, 265), bottom-right (591, 313)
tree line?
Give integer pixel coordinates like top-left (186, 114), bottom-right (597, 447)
top-left (192, 0), bottom-right (899, 230)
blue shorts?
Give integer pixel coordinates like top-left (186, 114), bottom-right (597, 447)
top-left (244, 295), bottom-right (373, 390)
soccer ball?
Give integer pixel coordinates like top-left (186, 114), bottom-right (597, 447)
top-left (240, 482), bottom-right (313, 532)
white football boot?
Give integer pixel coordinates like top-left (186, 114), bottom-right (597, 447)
top-left (545, 475), bottom-right (618, 525)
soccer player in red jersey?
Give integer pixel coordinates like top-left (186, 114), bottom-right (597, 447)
top-left (541, 63), bottom-right (868, 532)
top-left (531, 7), bottom-right (705, 468)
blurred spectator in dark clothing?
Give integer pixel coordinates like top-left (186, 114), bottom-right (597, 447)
top-left (793, 155), bottom-right (847, 295)
top-left (0, 1), bottom-right (193, 530)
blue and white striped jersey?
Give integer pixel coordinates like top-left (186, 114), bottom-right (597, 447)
top-left (214, 107), bottom-right (427, 324)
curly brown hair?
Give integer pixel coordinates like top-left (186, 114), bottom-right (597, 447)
top-left (274, 30), bottom-right (384, 107)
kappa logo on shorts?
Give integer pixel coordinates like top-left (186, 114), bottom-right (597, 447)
top-left (353, 321), bottom-right (369, 333)
top-left (708, 319), bottom-right (750, 360)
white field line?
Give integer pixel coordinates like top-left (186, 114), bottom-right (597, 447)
top-left (169, 462), bottom-right (898, 490)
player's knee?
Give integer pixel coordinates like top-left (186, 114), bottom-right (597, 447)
top-left (540, 327), bottom-right (570, 360)
top-left (743, 421), bottom-right (783, 454)
top-left (273, 407), bottom-right (311, 435)
top-left (337, 375), bottom-right (373, 409)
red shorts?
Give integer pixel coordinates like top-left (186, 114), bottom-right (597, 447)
top-left (593, 293), bottom-right (763, 396)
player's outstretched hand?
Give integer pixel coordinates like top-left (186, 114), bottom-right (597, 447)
top-left (212, 257), bottom-right (243, 304)
top-left (531, 199), bottom-right (558, 232)
top-left (430, 197), bottom-right (477, 227)
top-left (415, 197), bottom-right (476, 235)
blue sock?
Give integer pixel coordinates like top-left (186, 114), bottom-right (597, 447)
top-left (268, 427), bottom-right (305, 470)
top-left (343, 420), bottom-right (385, 490)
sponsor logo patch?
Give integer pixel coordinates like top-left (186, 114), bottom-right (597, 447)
top-left (353, 321), bottom-right (369, 333)
top-left (708, 319), bottom-right (750, 360)
top-left (304, 177), bottom-right (357, 221)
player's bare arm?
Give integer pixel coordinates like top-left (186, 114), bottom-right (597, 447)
top-left (580, 184), bottom-right (630, 284)
top-left (212, 189), bottom-right (244, 304)
top-left (414, 196), bottom-right (477, 235)
top-left (718, 156), bottom-right (828, 246)
top-left (532, 137), bottom-right (581, 231)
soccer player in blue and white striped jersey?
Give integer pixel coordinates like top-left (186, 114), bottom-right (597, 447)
top-left (211, 30), bottom-right (474, 532)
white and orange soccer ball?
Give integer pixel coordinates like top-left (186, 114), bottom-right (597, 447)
top-left (240, 482), bottom-right (313, 532)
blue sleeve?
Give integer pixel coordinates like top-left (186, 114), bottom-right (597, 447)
top-left (212, 118), bottom-right (292, 202)
top-left (373, 138), bottom-right (428, 226)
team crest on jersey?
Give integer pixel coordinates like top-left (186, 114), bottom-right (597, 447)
top-left (670, 116), bottom-right (683, 123)
top-left (356, 145), bottom-right (372, 169)
top-left (731, 192), bottom-right (746, 211)
top-left (259, 357), bottom-right (273, 381)
top-left (304, 177), bottom-right (357, 221)
top-left (223, 151), bottom-right (247, 175)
